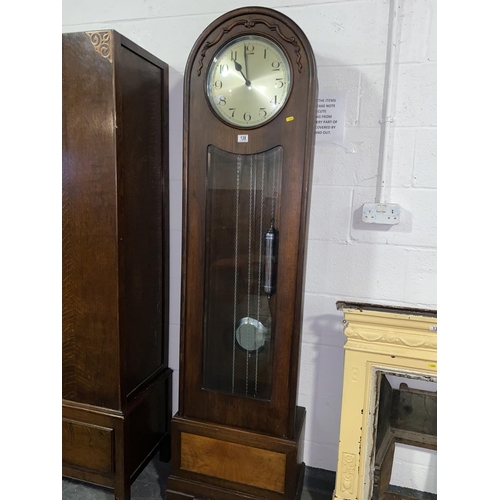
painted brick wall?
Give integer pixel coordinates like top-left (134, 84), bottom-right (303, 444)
top-left (62, 0), bottom-right (437, 490)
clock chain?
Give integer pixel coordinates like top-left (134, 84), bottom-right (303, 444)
top-left (271, 149), bottom-right (277, 222)
top-left (232, 150), bottom-right (276, 397)
top-left (255, 152), bottom-right (266, 395)
top-left (232, 155), bottom-right (242, 394)
top-left (245, 155), bottom-right (255, 395)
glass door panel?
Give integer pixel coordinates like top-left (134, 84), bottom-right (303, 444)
top-left (203, 145), bottom-right (283, 400)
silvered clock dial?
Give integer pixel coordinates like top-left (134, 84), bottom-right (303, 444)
top-left (206, 35), bottom-right (292, 128)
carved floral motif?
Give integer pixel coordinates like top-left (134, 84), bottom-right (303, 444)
top-left (85, 31), bottom-right (113, 63)
top-left (345, 325), bottom-right (437, 350)
top-left (341, 453), bottom-right (356, 494)
top-left (197, 17), bottom-right (302, 76)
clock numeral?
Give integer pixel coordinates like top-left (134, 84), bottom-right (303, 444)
top-left (229, 108), bottom-right (236, 118)
top-left (270, 95), bottom-right (278, 106)
top-left (219, 64), bottom-right (229, 75)
top-left (271, 61), bottom-right (281, 71)
top-left (218, 96), bottom-right (227, 106)
top-left (275, 78), bottom-right (284, 88)
top-left (231, 50), bottom-right (238, 61)
top-left (243, 112), bottom-right (252, 122)
top-left (214, 80), bottom-right (223, 90)
top-left (245, 44), bottom-right (254, 55)
top-left (264, 48), bottom-right (267, 59)
top-left (259, 108), bottom-right (267, 117)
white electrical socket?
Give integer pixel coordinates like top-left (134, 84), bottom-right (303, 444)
top-left (362, 203), bottom-right (401, 225)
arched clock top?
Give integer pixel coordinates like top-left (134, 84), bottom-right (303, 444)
top-left (197, 17), bottom-right (303, 76)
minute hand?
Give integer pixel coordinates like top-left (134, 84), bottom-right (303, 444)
top-left (234, 60), bottom-right (251, 87)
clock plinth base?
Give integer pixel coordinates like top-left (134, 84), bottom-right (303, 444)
top-left (63, 369), bottom-right (172, 500)
top-left (166, 407), bottom-right (306, 500)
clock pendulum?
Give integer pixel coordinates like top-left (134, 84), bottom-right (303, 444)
top-left (166, 7), bottom-right (318, 500)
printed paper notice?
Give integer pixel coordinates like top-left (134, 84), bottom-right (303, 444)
top-left (315, 90), bottom-right (346, 146)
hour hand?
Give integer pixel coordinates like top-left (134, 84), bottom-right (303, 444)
top-left (234, 60), bottom-right (251, 87)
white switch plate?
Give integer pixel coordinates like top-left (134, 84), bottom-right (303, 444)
top-left (362, 203), bottom-right (401, 225)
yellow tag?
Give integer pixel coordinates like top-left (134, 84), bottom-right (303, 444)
top-left (428, 363), bottom-right (437, 368)
top-left (286, 116), bottom-right (294, 122)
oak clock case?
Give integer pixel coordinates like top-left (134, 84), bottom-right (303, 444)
top-left (166, 7), bottom-right (318, 500)
top-left (62, 30), bottom-right (172, 500)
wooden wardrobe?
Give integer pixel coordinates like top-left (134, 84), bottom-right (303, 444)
top-left (62, 30), bottom-right (172, 500)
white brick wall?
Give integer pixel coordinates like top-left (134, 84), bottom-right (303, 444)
top-left (392, 444), bottom-right (437, 493)
top-left (62, 0), bottom-right (437, 491)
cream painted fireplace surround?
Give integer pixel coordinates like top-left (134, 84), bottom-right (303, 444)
top-left (333, 303), bottom-right (437, 500)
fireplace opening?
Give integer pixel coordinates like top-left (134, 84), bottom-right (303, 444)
top-left (371, 372), bottom-right (437, 500)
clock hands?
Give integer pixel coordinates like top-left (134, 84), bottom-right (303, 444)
top-left (244, 44), bottom-right (249, 82)
top-left (234, 59), bottom-right (251, 87)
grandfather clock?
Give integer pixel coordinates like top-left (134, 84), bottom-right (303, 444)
top-left (166, 7), bottom-right (317, 500)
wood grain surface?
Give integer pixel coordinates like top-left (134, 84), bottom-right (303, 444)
top-left (180, 432), bottom-right (286, 492)
top-left (62, 419), bottom-right (114, 474)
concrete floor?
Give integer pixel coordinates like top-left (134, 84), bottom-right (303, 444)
top-left (62, 452), bottom-right (335, 500)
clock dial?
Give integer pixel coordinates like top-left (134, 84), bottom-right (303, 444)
top-left (206, 35), bottom-right (292, 128)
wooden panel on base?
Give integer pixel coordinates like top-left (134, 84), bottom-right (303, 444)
top-left (181, 433), bottom-right (286, 492)
top-left (63, 368), bottom-right (172, 500)
top-left (166, 407), bottom-right (305, 500)
top-left (62, 420), bottom-right (114, 474)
